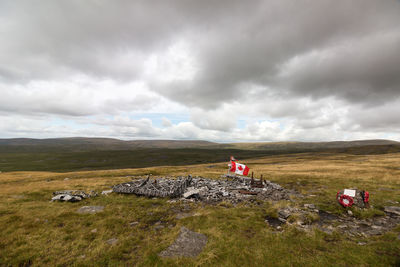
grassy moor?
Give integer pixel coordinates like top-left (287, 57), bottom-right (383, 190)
top-left (0, 139), bottom-right (399, 266)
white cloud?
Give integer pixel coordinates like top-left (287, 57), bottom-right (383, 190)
top-left (1, 0), bottom-right (400, 142)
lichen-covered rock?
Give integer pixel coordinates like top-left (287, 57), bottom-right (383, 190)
top-left (158, 227), bottom-right (207, 258)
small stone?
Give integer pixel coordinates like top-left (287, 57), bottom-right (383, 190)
top-left (347, 210), bottom-right (353, 216)
top-left (101, 190), bottom-right (113, 195)
top-left (91, 228), bottom-right (97, 233)
top-left (278, 209), bottom-right (291, 219)
top-left (154, 225), bottom-right (165, 230)
top-left (304, 204), bottom-right (316, 209)
top-left (106, 238), bottom-right (118, 245)
top-left (360, 232), bottom-right (368, 238)
top-left (64, 178), bottom-right (70, 181)
top-left (357, 242), bottom-right (366, 246)
top-left (278, 218), bottom-right (287, 223)
top-left (129, 221), bottom-right (139, 226)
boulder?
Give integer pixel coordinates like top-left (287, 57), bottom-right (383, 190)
top-left (52, 190), bottom-right (97, 202)
top-left (183, 187), bottom-right (200, 199)
top-left (278, 209), bottom-right (291, 219)
top-left (51, 194), bottom-right (81, 202)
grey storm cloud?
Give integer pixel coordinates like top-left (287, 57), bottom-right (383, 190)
top-left (155, 0), bottom-right (400, 108)
top-left (2, 0), bottom-right (400, 105)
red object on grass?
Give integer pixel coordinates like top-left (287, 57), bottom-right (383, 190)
top-left (338, 194), bottom-right (354, 207)
top-left (363, 191), bottom-right (369, 203)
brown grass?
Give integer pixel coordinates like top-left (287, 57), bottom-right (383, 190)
top-left (0, 152), bottom-right (399, 266)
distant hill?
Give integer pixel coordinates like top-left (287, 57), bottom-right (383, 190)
top-left (0, 137), bottom-right (398, 153)
top-left (220, 139), bottom-right (400, 151)
top-left (1, 138), bottom-right (400, 172)
top-left (0, 137), bottom-right (217, 152)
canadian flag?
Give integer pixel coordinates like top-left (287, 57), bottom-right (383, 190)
top-left (230, 161), bottom-right (250, 176)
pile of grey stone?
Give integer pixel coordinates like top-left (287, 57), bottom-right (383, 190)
top-left (112, 175), bottom-right (292, 203)
top-left (51, 190), bottom-right (97, 202)
top-left (112, 175), bottom-right (192, 198)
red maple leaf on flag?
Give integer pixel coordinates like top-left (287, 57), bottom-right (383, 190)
top-left (238, 165), bottom-right (243, 171)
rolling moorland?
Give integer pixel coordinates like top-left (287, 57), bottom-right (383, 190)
top-left (1, 138), bottom-right (400, 172)
top-left (0, 138), bottom-right (399, 266)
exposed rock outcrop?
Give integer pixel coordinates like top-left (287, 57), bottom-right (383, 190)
top-left (51, 190), bottom-right (97, 202)
top-left (159, 227), bottom-right (208, 258)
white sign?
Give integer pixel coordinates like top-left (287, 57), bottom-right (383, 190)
top-left (343, 189), bottom-right (356, 197)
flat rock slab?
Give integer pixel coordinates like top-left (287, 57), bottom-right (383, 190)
top-left (159, 227), bottom-right (207, 258)
top-left (77, 206), bottom-right (104, 214)
top-left (384, 206), bottom-right (400, 216)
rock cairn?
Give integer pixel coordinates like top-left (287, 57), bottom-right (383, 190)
top-left (112, 176), bottom-right (193, 198)
top-left (112, 175), bottom-right (292, 203)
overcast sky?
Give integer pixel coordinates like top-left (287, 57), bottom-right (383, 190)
top-left (1, 0), bottom-right (400, 142)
